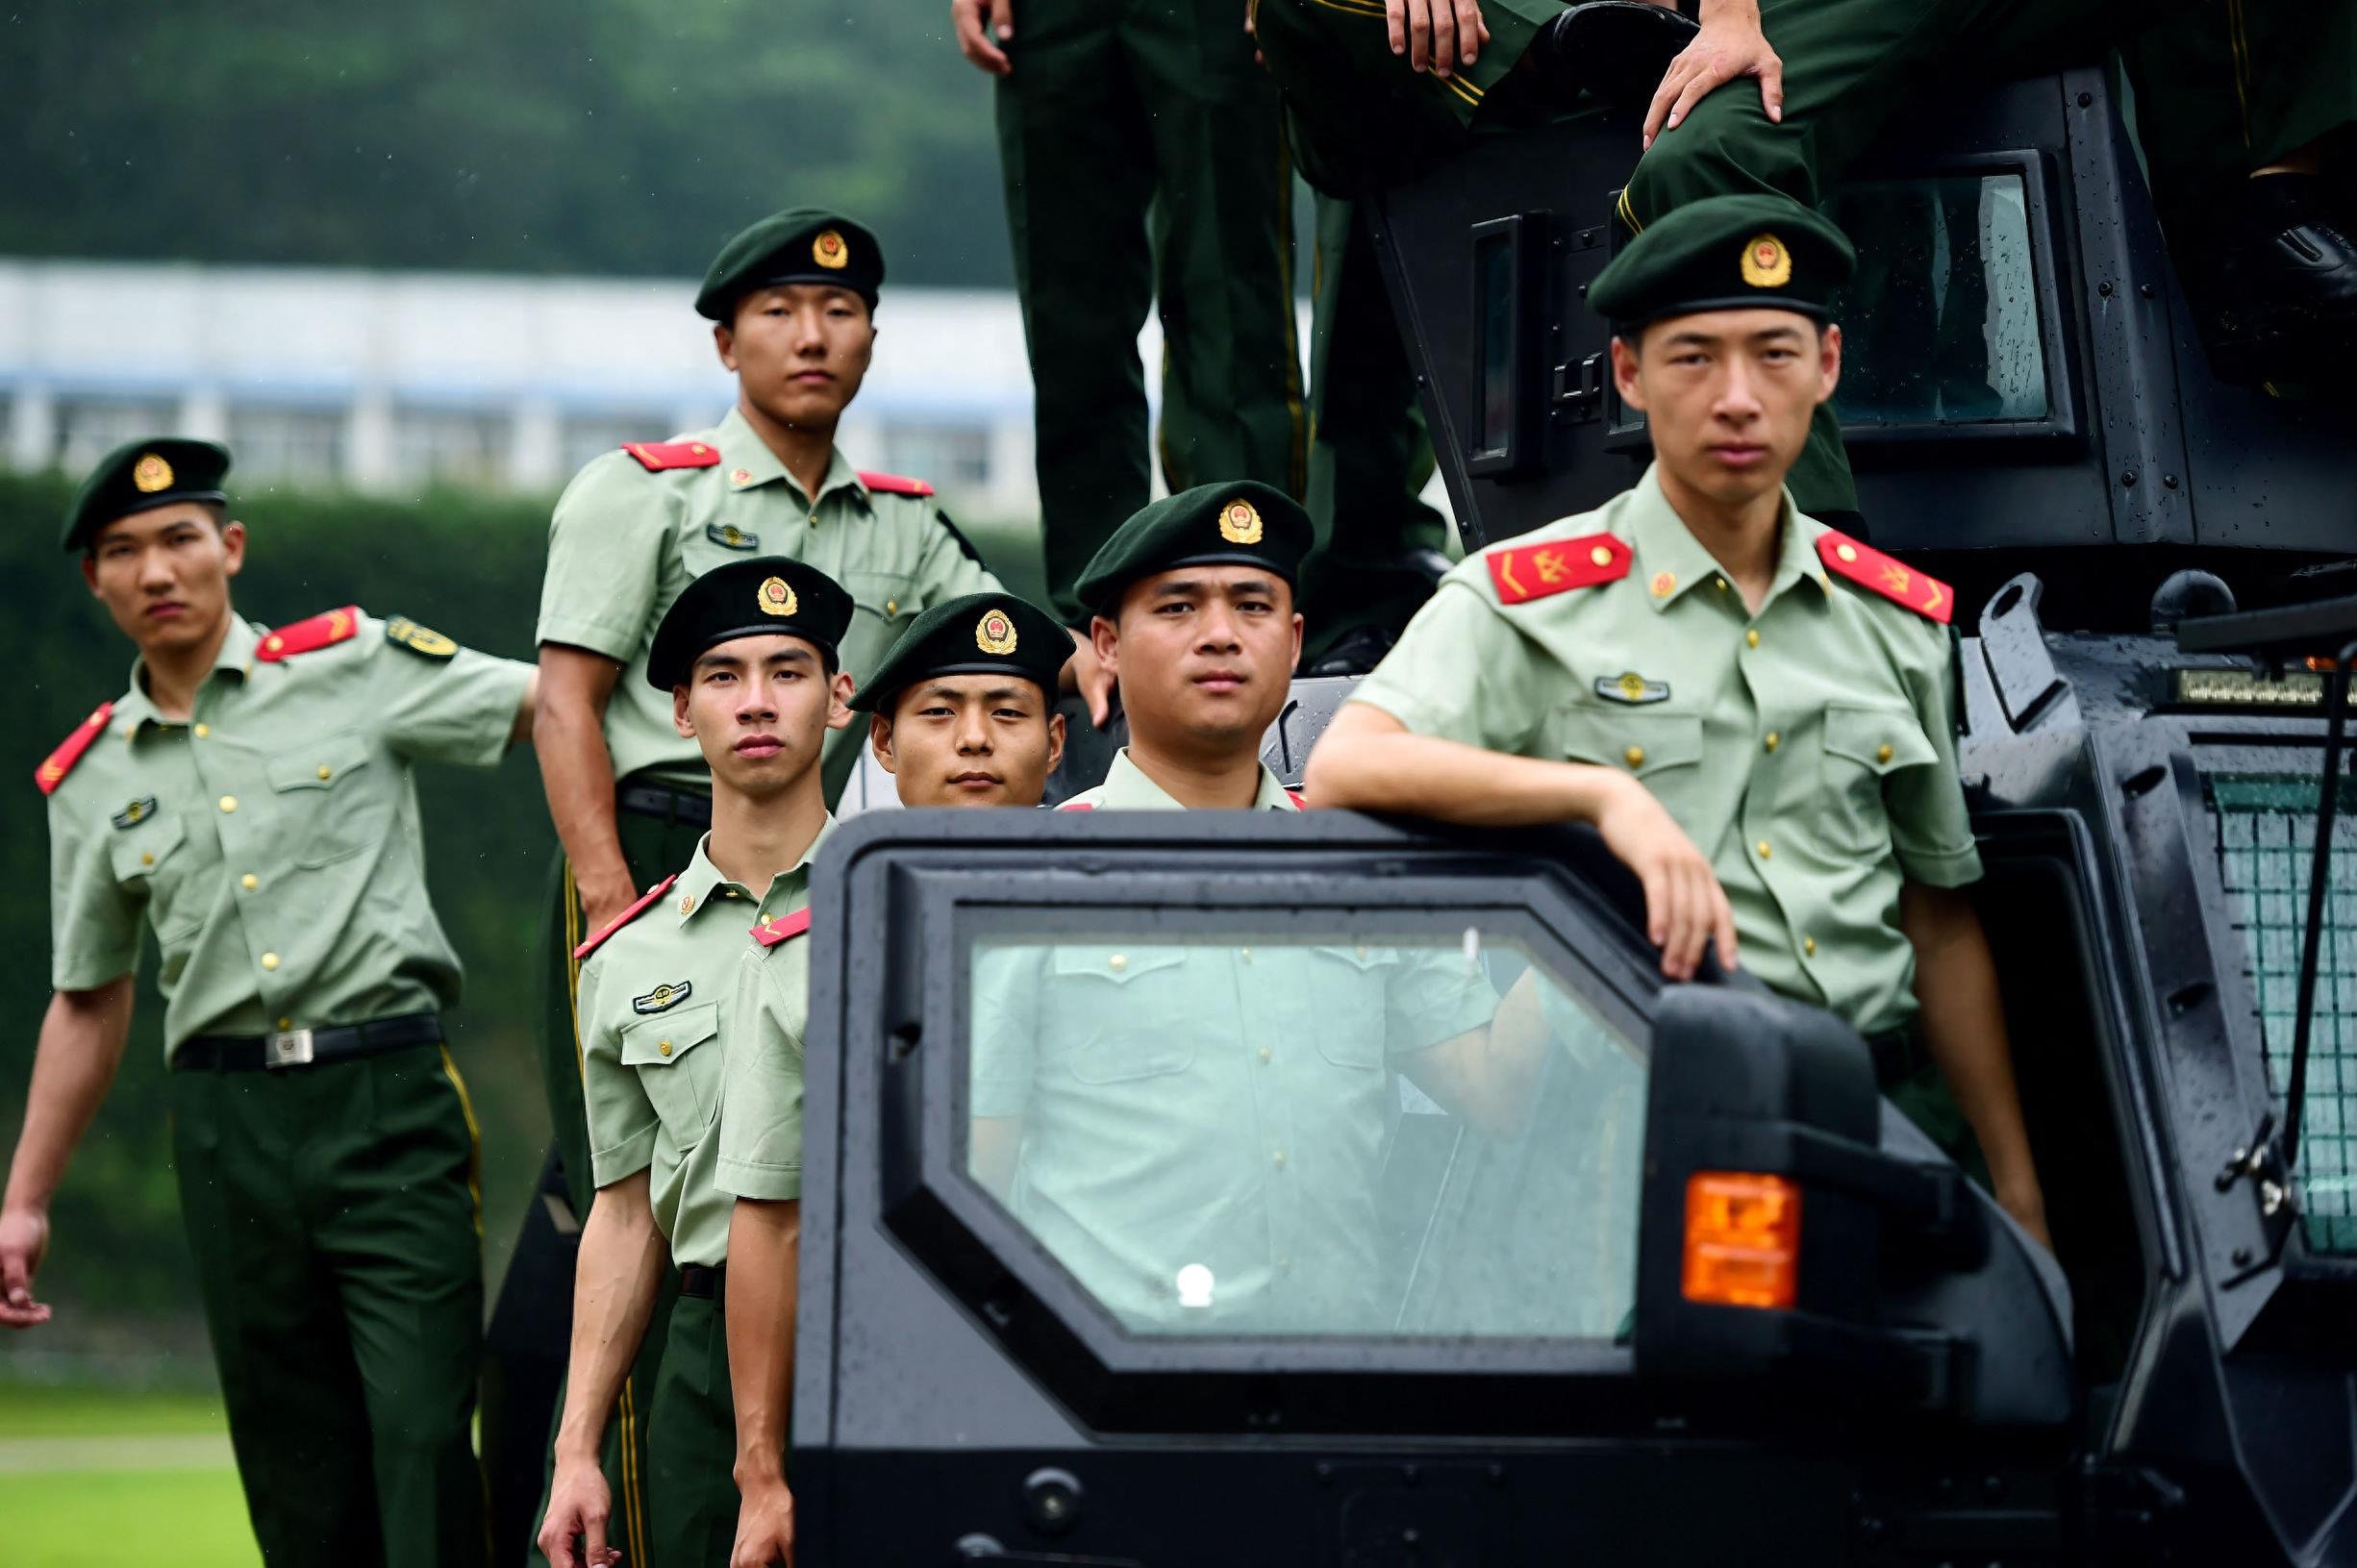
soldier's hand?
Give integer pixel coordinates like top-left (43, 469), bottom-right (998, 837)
top-left (1591, 775), bottom-right (1737, 982)
top-left (1387, 0), bottom-right (1489, 78)
top-left (954, 0), bottom-right (1015, 75)
top-left (730, 1477), bottom-right (797, 1568)
top-left (0, 1207), bottom-right (53, 1329)
top-left (578, 871), bottom-right (641, 937)
top-left (1065, 635), bottom-right (1116, 729)
top-left (538, 1460), bottom-right (620, 1568)
top-left (1642, 0), bottom-right (1783, 150)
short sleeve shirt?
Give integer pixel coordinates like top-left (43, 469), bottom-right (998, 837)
top-left (1351, 465), bottom-right (1980, 1036)
top-left (711, 817), bottom-right (838, 1204)
top-left (971, 750), bottom-right (1499, 1330)
top-left (537, 409), bottom-right (1005, 805)
top-left (46, 610), bottom-right (532, 1057)
top-left (578, 833), bottom-right (820, 1267)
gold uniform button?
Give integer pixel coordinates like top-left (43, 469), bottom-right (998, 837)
top-left (1877, 743), bottom-right (1895, 764)
top-left (1803, 935), bottom-right (1818, 957)
top-left (658, 1040), bottom-right (674, 1057)
top-left (1258, 1047), bottom-right (1272, 1064)
top-left (886, 599), bottom-right (899, 617)
top-left (192, 723), bottom-right (210, 738)
top-left (140, 852), bottom-right (155, 867)
top-left (1745, 628), bottom-right (1762, 649)
top-left (1756, 840), bottom-right (1772, 860)
top-left (1588, 544), bottom-right (1614, 567)
top-left (1109, 954), bottom-right (1127, 972)
top-left (1241, 947), bottom-right (1254, 962)
top-left (261, 952), bottom-right (280, 970)
top-left (1837, 542), bottom-right (1860, 563)
top-left (241, 873), bottom-right (259, 890)
top-left (1764, 732), bottom-right (1780, 753)
top-left (1271, 1151), bottom-right (1287, 1168)
top-left (218, 795), bottom-right (238, 813)
top-left (680, 895), bottom-right (695, 914)
top-left (277, 1017), bottom-right (292, 1031)
top-left (1624, 745), bottom-right (1645, 769)
top-left (265, 635), bottom-right (285, 654)
top-left (316, 765), bottom-right (332, 781)
top-left (1715, 577), bottom-right (1728, 592)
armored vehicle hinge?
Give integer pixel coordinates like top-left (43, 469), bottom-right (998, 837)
top-left (1552, 351), bottom-right (1606, 424)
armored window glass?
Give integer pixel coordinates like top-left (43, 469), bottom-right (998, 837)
top-left (965, 924), bottom-right (1645, 1340)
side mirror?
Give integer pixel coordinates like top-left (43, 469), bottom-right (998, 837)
top-left (1634, 986), bottom-right (2073, 1426)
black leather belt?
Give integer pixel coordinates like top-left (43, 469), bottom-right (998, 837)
top-left (617, 780), bottom-right (712, 830)
top-left (176, 1011), bottom-right (443, 1072)
top-left (1867, 1022), bottom-right (1930, 1090)
top-left (679, 1263), bottom-right (726, 1301)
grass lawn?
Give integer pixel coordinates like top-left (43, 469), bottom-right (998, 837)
top-left (0, 1382), bottom-right (259, 1568)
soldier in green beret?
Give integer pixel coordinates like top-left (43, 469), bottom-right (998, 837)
top-left (4, 437), bottom-right (537, 1566)
top-left (537, 559), bottom-right (852, 1568)
top-left (500, 206), bottom-right (1107, 1548)
top-left (1307, 195), bottom-right (2051, 1246)
top-left (854, 591), bottom-right (1071, 809)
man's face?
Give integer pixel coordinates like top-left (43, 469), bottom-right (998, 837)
top-left (1093, 566), bottom-right (1302, 758)
top-left (1613, 310), bottom-right (1842, 510)
top-left (716, 284), bottom-right (875, 433)
top-left (871, 676), bottom-right (1066, 808)
top-left (82, 503), bottom-right (243, 659)
top-left (674, 634), bottom-right (854, 800)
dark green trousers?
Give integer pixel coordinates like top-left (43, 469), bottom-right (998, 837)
top-left (997, 0), bottom-right (1307, 623)
top-left (487, 791), bottom-right (704, 1568)
top-left (171, 1042), bottom-right (486, 1568)
top-left (648, 1291), bottom-right (742, 1568)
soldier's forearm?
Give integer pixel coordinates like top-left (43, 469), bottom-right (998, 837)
top-left (725, 1198), bottom-right (801, 1486)
top-left (536, 693), bottom-right (631, 898)
top-left (553, 1178), bottom-right (667, 1465)
top-left (1902, 886), bottom-right (2044, 1217)
top-left (1307, 706), bottom-right (1627, 828)
top-left (4, 981), bottom-right (135, 1216)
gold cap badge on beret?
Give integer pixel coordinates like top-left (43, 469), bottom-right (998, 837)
top-left (1218, 498), bottom-right (1264, 546)
top-left (758, 575), bottom-right (798, 616)
top-left (1740, 234), bottom-right (1791, 288)
top-left (975, 608), bottom-right (1018, 656)
top-left (132, 454), bottom-right (174, 493)
top-left (814, 230), bottom-right (849, 270)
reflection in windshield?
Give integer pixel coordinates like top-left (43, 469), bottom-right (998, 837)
top-left (968, 933), bottom-right (1644, 1337)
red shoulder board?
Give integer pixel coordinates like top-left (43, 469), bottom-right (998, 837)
top-left (1817, 531), bottom-right (1953, 626)
top-left (1056, 801), bottom-right (1095, 811)
top-left (752, 907), bottom-right (813, 949)
top-left (1485, 534), bottom-right (1630, 606)
top-left (621, 440), bottom-right (721, 472)
top-left (859, 470), bottom-right (935, 498)
top-left (36, 703), bottom-right (115, 796)
top-left (257, 606), bottom-right (362, 662)
top-left (574, 874), bottom-right (680, 962)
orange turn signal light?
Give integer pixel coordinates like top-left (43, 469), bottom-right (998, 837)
top-left (1682, 1172), bottom-right (1802, 1310)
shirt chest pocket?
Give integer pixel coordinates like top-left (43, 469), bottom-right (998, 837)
top-left (264, 731), bottom-right (379, 868)
top-left (620, 1001), bottom-right (723, 1132)
top-left (1816, 703), bottom-right (1940, 856)
top-left (108, 815), bottom-right (204, 938)
top-left (1271, 946), bottom-right (1398, 1070)
top-left (843, 570), bottom-right (928, 636)
top-left (1558, 709), bottom-right (1706, 818)
top-left (1047, 947), bottom-right (1198, 1083)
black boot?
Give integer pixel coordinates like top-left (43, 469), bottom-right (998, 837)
top-left (2214, 174), bottom-right (2357, 380)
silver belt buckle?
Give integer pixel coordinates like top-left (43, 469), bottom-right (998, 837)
top-left (265, 1028), bottom-right (316, 1069)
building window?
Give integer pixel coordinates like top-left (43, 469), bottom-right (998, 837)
top-left (228, 406), bottom-right (347, 486)
top-left (392, 408), bottom-right (509, 490)
top-left (56, 400), bottom-right (179, 475)
top-left (882, 423), bottom-right (991, 489)
top-left (562, 413), bottom-right (681, 478)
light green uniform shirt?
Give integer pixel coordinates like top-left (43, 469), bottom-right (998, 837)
top-left (711, 818), bottom-right (838, 1205)
top-left (972, 751), bottom-right (1498, 1331)
top-left (579, 832), bottom-right (821, 1267)
top-left (1353, 465), bottom-right (1981, 1035)
top-left (46, 611), bottom-right (532, 1058)
top-left (536, 408), bottom-right (1006, 804)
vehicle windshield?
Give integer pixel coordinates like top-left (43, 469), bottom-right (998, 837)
top-left (965, 924), bottom-right (1646, 1338)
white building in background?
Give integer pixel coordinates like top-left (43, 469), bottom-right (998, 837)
top-left (0, 259), bottom-right (1158, 521)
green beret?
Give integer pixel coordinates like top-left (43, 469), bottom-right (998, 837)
top-left (646, 557), bottom-right (855, 688)
top-left (1590, 193), bottom-right (1856, 331)
top-left (62, 437), bottom-right (230, 551)
top-left (695, 208), bottom-right (884, 320)
top-left (1072, 480), bottom-right (1313, 616)
top-left (849, 592), bottom-right (1069, 714)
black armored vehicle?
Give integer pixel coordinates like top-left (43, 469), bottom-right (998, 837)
top-left (789, 17), bottom-right (2356, 1564)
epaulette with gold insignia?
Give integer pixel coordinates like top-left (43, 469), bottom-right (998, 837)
top-left (1484, 534), bottom-right (1631, 606)
top-left (858, 470), bottom-right (934, 498)
top-left (621, 440), bottom-right (721, 472)
top-left (751, 907), bottom-right (814, 949)
top-left (36, 703), bottom-right (114, 796)
top-left (257, 606), bottom-right (361, 662)
top-left (1817, 531), bottom-right (1953, 625)
top-left (574, 874), bottom-right (680, 962)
